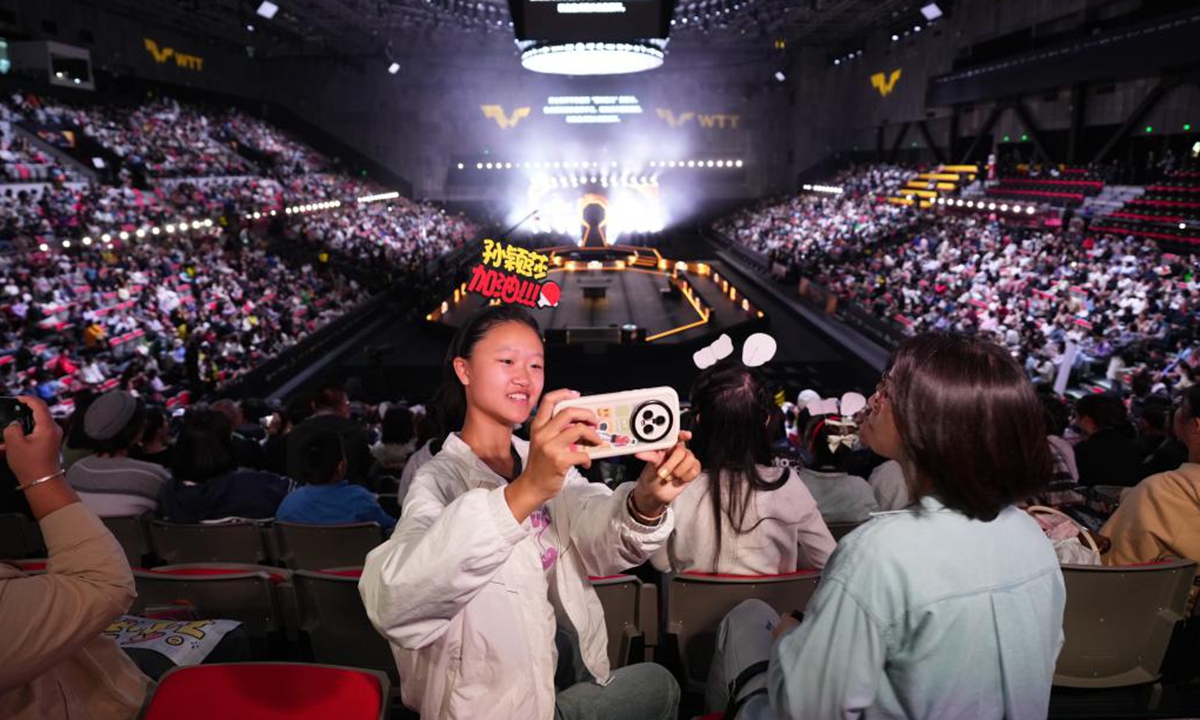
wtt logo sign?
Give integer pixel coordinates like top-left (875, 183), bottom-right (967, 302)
top-left (656, 109), bottom-right (741, 130)
top-left (144, 38), bottom-right (204, 71)
top-left (870, 69), bottom-right (902, 97)
top-left (480, 105), bottom-right (531, 130)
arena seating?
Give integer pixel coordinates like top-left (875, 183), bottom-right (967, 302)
top-left (665, 570), bottom-right (822, 691)
top-left (713, 164), bottom-right (1200, 393)
top-left (148, 520), bottom-right (274, 565)
top-left (142, 663), bottom-right (389, 720)
top-left (1091, 171), bottom-right (1200, 248)
top-left (292, 568), bottom-right (399, 678)
top-left (589, 574), bottom-right (653, 669)
top-left (101, 514), bottom-right (152, 567)
top-left (274, 522), bottom-right (386, 571)
top-left (987, 166), bottom-right (1105, 207)
top-left (0, 92), bottom-right (475, 401)
top-left (132, 564), bottom-right (294, 644)
top-left (1054, 559), bottom-right (1196, 688)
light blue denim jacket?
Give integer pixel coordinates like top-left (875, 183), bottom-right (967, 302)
top-left (770, 496), bottom-right (1065, 720)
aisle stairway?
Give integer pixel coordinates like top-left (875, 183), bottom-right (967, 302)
top-left (888, 164), bottom-right (979, 209)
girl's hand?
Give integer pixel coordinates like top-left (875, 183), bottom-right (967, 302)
top-left (505, 389), bottom-right (602, 523)
top-left (631, 430), bottom-right (701, 519)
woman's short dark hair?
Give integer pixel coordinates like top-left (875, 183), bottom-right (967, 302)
top-left (295, 429), bottom-right (346, 485)
top-left (886, 333), bottom-right (1052, 521)
top-left (432, 305), bottom-right (541, 434)
top-left (1180, 384), bottom-right (1200, 422)
top-left (1075, 393), bottom-right (1128, 432)
top-left (381, 405), bottom-right (414, 445)
top-left (142, 404), bottom-right (168, 440)
top-left (172, 410), bottom-right (237, 483)
top-left (66, 389), bottom-right (97, 450)
top-left (1037, 387), bottom-right (1071, 437)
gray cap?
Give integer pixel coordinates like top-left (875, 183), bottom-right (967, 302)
top-left (84, 390), bottom-right (139, 441)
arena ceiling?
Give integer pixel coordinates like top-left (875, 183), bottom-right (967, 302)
top-left (98, 0), bottom-right (922, 57)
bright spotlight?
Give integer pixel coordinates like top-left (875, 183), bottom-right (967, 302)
top-left (388, 62), bottom-right (401, 75)
top-left (256, 1), bottom-right (279, 19)
top-left (486, 162), bottom-right (493, 169)
top-left (687, 160), bottom-right (695, 167)
top-left (891, 34), bottom-right (899, 41)
top-left (987, 203), bottom-right (996, 210)
top-left (706, 160), bottom-right (714, 167)
top-left (999, 204), bottom-right (1008, 212)
top-left (62, 240), bottom-right (71, 248)
top-left (1026, 206), bottom-right (1036, 214)
top-left (119, 231), bottom-right (129, 240)
top-left (83, 237), bottom-right (92, 245)
top-left (920, 3), bottom-right (944, 21)
top-left (774, 71), bottom-right (786, 82)
top-left (457, 163), bottom-right (464, 169)
top-left (735, 160), bottom-right (743, 167)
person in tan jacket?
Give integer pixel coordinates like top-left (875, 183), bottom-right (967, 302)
top-left (0, 396), bottom-right (152, 719)
top-left (1102, 384), bottom-right (1200, 613)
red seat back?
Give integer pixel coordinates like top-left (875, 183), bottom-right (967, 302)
top-left (144, 662), bottom-right (388, 720)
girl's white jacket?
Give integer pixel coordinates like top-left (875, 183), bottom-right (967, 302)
top-left (358, 433), bottom-right (673, 719)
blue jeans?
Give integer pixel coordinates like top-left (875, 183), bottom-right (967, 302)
top-left (555, 662), bottom-right (680, 720)
top-left (707, 599), bottom-right (780, 720)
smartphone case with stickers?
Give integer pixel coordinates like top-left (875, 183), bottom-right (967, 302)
top-left (552, 387), bottom-right (680, 460)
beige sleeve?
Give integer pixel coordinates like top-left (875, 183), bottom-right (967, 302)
top-left (0, 503), bottom-right (136, 693)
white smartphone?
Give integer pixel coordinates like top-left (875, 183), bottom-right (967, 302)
top-left (552, 387), bottom-right (681, 460)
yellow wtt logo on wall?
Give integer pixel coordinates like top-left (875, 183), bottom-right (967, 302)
top-left (656, 109), bottom-right (741, 129)
top-left (870, 69), bottom-right (902, 97)
top-left (144, 38), bottom-right (204, 71)
top-left (480, 105), bottom-right (531, 130)
top-left (656, 108), bottom-right (695, 128)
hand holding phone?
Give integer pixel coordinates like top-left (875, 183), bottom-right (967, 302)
top-left (551, 387), bottom-right (681, 460)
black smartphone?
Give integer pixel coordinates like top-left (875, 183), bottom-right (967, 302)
top-left (0, 397), bottom-right (35, 435)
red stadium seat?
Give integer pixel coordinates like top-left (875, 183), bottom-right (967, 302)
top-left (143, 663), bottom-right (389, 720)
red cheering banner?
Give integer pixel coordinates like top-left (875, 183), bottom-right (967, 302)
top-left (467, 239), bottom-right (560, 308)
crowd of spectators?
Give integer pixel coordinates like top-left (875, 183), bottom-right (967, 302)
top-left (216, 109), bottom-right (328, 176)
top-left (15, 94), bottom-right (254, 179)
top-left (0, 93), bottom-right (478, 404)
top-left (717, 164), bottom-right (1200, 398)
top-left (715, 164), bottom-right (916, 277)
top-left (1, 231), bottom-right (368, 403)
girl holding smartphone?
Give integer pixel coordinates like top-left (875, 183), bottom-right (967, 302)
top-left (360, 305), bottom-right (700, 720)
